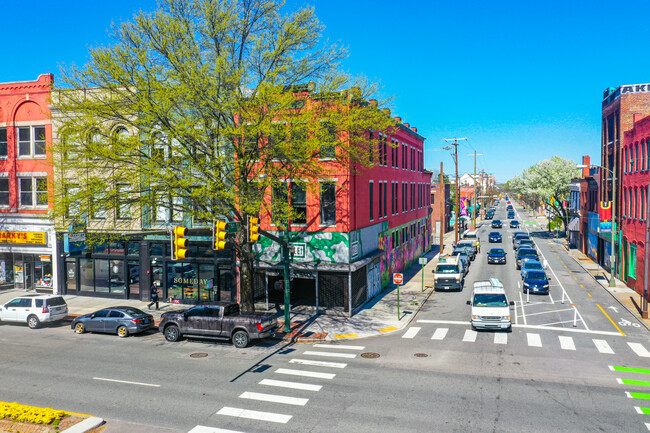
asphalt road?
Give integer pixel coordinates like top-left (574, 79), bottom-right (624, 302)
top-left (0, 200), bottom-right (648, 433)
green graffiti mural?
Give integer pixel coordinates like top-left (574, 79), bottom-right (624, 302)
top-left (255, 231), bottom-right (350, 264)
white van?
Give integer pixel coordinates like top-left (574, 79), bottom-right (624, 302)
top-left (433, 256), bottom-right (464, 291)
top-left (466, 278), bottom-right (514, 331)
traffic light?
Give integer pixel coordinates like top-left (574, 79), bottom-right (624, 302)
top-left (249, 216), bottom-right (260, 243)
top-left (173, 226), bottom-right (188, 260)
top-left (215, 220), bottom-right (227, 250)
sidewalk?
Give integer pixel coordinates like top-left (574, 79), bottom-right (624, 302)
top-left (561, 241), bottom-right (650, 330)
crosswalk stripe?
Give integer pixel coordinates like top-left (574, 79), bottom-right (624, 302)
top-left (402, 327), bottom-right (421, 339)
top-left (462, 330), bottom-right (477, 342)
top-left (559, 336), bottom-right (576, 351)
top-left (619, 378), bottom-right (650, 387)
top-left (594, 339), bottom-right (615, 354)
top-left (494, 333), bottom-right (507, 344)
top-left (259, 379), bottom-right (322, 391)
top-left (239, 391), bottom-right (309, 406)
top-left (312, 344), bottom-right (365, 350)
top-left (216, 407), bottom-right (292, 423)
top-left (275, 368), bottom-right (335, 379)
top-left (289, 359), bottom-right (347, 369)
top-left (527, 333), bottom-right (542, 347)
top-left (303, 350), bottom-right (356, 359)
top-left (628, 342), bottom-right (650, 358)
top-left (188, 426), bottom-right (245, 433)
top-left (431, 328), bottom-right (449, 340)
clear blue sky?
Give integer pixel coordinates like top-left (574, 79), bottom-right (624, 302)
top-left (3, 0), bottom-right (650, 182)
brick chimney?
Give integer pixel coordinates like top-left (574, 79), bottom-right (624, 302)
top-left (582, 155), bottom-right (591, 178)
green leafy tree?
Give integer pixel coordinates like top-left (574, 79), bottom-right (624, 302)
top-left (507, 156), bottom-right (579, 231)
top-left (52, 0), bottom-right (395, 312)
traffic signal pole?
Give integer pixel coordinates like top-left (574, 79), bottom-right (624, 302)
top-left (258, 228), bottom-right (292, 333)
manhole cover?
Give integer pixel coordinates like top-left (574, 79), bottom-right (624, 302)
top-left (414, 353), bottom-right (429, 358)
top-left (189, 353), bottom-right (208, 358)
top-left (360, 352), bottom-right (380, 359)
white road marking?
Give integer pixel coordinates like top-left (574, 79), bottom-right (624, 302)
top-left (289, 359), bottom-right (347, 368)
top-left (628, 342), bottom-right (650, 358)
top-left (616, 378), bottom-right (624, 384)
top-left (609, 365), bottom-right (616, 371)
top-left (527, 333), bottom-right (542, 347)
top-left (512, 324), bottom-right (622, 336)
top-left (548, 292), bottom-right (555, 304)
top-left (518, 291), bottom-right (528, 325)
top-left (494, 333), bottom-right (508, 344)
top-left (463, 330), bottom-right (477, 342)
top-left (303, 350), bottom-right (356, 359)
top-left (188, 426), bottom-right (245, 433)
top-left (626, 391), bottom-right (633, 398)
top-left (312, 344), bottom-right (365, 350)
top-left (216, 407), bottom-right (292, 424)
top-left (259, 379), bottom-right (322, 391)
top-left (558, 336), bottom-right (576, 351)
top-left (275, 368), bottom-right (335, 379)
top-left (239, 391), bottom-right (309, 406)
top-left (645, 422), bottom-right (650, 431)
top-left (417, 320), bottom-right (470, 325)
top-left (524, 308), bottom-right (576, 317)
top-left (431, 328), bottom-right (449, 340)
top-left (92, 377), bottom-right (160, 387)
top-left (402, 327), bottom-right (421, 339)
top-left (594, 340), bottom-right (615, 354)
top-left (635, 406), bottom-right (644, 414)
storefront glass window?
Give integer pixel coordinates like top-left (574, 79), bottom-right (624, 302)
top-left (199, 264), bottom-right (215, 302)
top-left (95, 243), bottom-right (110, 254)
top-left (219, 269), bottom-right (235, 302)
top-left (109, 242), bottom-right (125, 255)
top-left (35, 257), bottom-right (53, 288)
top-left (95, 259), bottom-right (110, 293)
top-left (128, 261), bottom-right (140, 298)
top-left (110, 260), bottom-right (125, 294)
top-left (66, 261), bottom-right (77, 293)
top-left (128, 243), bottom-right (140, 256)
top-left (79, 259), bottom-right (93, 292)
top-left (150, 243), bottom-right (165, 257)
top-left (167, 262), bottom-right (198, 302)
top-left (0, 253), bottom-right (14, 290)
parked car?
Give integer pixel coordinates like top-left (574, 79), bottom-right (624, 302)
top-left (0, 295), bottom-right (68, 329)
top-left (516, 239), bottom-right (535, 251)
top-left (456, 245), bottom-right (476, 261)
top-left (159, 302), bottom-right (278, 348)
top-left (457, 240), bottom-right (477, 258)
top-left (488, 232), bottom-right (502, 243)
top-left (516, 247), bottom-right (539, 269)
top-left (451, 249), bottom-right (471, 275)
top-left (512, 232), bottom-right (528, 246)
top-left (492, 219), bottom-right (503, 228)
top-left (433, 256), bottom-right (464, 291)
top-left (522, 271), bottom-right (551, 294)
top-left (487, 248), bottom-right (507, 264)
top-left (71, 306), bottom-right (154, 337)
top-left (521, 260), bottom-right (545, 279)
top-left (510, 220), bottom-right (520, 228)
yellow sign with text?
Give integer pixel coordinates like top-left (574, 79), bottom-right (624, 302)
top-left (0, 231), bottom-right (47, 245)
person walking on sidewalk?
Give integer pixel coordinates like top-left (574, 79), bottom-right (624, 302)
top-left (476, 239), bottom-right (481, 254)
top-left (148, 281), bottom-right (160, 310)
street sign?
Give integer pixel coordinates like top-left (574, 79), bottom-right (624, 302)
top-left (393, 273), bottom-right (403, 285)
top-left (419, 258), bottom-right (427, 265)
top-left (226, 221), bottom-right (241, 233)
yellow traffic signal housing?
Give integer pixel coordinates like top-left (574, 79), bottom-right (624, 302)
top-left (174, 226), bottom-right (188, 260)
top-left (215, 220), bottom-right (227, 250)
top-left (249, 216), bottom-right (260, 243)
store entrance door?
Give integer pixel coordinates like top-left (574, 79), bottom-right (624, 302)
top-left (24, 262), bottom-right (34, 291)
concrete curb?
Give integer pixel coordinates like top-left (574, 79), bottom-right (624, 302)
top-left (61, 417), bottom-right (104, 432)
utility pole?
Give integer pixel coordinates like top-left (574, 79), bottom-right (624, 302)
top-left (468, 151), bottom-right (483, 229)
top-left (440, 161), bottom-right (444, 254)
top-left (444, 138), bottom-right (467, 243)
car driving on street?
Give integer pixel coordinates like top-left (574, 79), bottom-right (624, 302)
top-left (522, 271), bottom-right (550, 294)
top-left (489, 232), bottom-right (502, 243)
top-left (487, 248), bottom-right (507, 264)
top-left (491, 219), bottom-right (502, 228)
top-left (510, 220), bottom-right (520, 228)
top-left (521, 260), bottom-right (545, 279)
top-left (516, 247), bottom-right (539, 269)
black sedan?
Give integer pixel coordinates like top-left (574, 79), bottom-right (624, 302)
top-left (510, 220), bottom-right (520, 228)
top-left (491, 219), bottom-right (502, 228)
top-left (488, 231), bottom-right (502, 243)
top-left (71, 306), bottom-right (155, 338)
top-left (487, 248), bottom-right (507, 264)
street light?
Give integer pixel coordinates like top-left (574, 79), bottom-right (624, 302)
top-left (577, 163), bottom-right (617, 287)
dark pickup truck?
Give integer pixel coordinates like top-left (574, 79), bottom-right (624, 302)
top-left (158, 302), bottom-right (278, 348)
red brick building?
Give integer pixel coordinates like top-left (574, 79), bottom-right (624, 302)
top-left (431, 182), bottom-right (451, 246)
top-left (621, 114), bottom-right (650, 299)
top-left (0, 74), bottom-right (57, 292)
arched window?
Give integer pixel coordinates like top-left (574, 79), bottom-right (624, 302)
top-left (642, 140), bottom-right (647, 171)
top-left (624, 189), bottom-right (628, 218)
top-left (636, 143), bottom-right (640, 171)
top-left (642, 188), bottom-right (646, 221)
top-left (624, 148), bottom-right (629, 173)
top-left (646, 139), bottom-right (650, 170)
top-left (634, 189), bottom-right (638, 219)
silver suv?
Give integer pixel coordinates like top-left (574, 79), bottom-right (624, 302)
top-left (0, 295), bottom-right (68, 328)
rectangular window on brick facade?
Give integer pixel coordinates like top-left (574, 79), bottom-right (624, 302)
top-left (369, 181), bottom-right (374, 221)
top-left (378, 182), bottom-right (383, 218)
top-left (0, 128), bottom-right (7, 158)
top-left (17, 126), bottom-right (46, 158)
top-left (391, 182), bottom-right (395, 215)
top-left (394, 182), bottom-right (398, 214)
top-left (378, 134), bottom-right (384, 166)
top-left (383, 181), bottom-right (387, 217)
top-left (628, 244), bottom-right (637, 279)
top-left (383, 137), bottom-right (387, 166)
top-left (291, 183), bottom-right (307, 224)
top-left (402, 182), bottom-right (407, 212)
top-left (320, 182), bottom-right (336, 225)
top-left (368, 131), bottom-right (374, 164)
top-left (19, 176), bottom-right (48, 208)
top-left (0, 179), bottom-right (8, 206)
top-left (402, 144), bottom-right (407, 169)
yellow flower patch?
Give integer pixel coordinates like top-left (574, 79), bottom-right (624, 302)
top-left (0, 402), bottom-right (66, 424)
